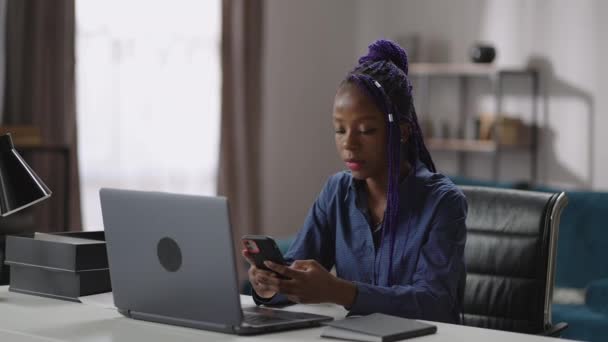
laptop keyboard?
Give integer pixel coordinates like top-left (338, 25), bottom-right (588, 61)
top-left (243, 312), bottom-right (289, 326)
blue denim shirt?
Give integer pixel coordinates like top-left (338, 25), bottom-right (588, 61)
top-left (254, 160), bottom-right (467, 323)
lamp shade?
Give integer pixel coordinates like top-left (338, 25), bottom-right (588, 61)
top-left (0, 133), bottom-right (51, 216)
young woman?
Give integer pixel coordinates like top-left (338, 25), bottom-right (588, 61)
top-left (243, 39), bottom-right (467, 324)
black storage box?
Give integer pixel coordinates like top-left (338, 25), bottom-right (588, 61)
top-left (4, 231), bottom-right (111, 302)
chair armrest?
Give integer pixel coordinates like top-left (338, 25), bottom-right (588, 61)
top-left (540, 322), bottom-right (569, 337)
top-left (586, 277), bottom-right (608, 315)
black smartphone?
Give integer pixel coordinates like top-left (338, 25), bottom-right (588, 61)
top-left (242, 235), bottom-right (289, 278)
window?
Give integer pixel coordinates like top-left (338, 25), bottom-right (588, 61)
top-left (76, 0), bottom-right (221, 229)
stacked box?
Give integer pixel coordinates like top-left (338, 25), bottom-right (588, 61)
top-left (4, 231), bottom-right (110, 302)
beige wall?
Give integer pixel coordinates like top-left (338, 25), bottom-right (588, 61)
top-left (260, 0), bottom-right (608, 237)
top-left (260, 0), bottom-right (356, 238)
top-left (355, 0), bottom-right (607, 189)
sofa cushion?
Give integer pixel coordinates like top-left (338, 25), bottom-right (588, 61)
top-left (546, 191), bottom-right (608, 288)
top-left (449, 175), bottom-right (517, 189)
top-left (553, 304), bottom-right (608, 342)
top-left (586, 278), bottom-right (608, 315)
top-left (553, 287), bottom-right (585, 305)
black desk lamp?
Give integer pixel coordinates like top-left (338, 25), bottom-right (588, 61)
top-left (0, 133), bottom-right (51, 216)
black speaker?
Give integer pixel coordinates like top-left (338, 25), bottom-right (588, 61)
top-left (470, 44), bottom-right (496, 63)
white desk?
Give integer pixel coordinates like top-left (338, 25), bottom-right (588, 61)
top-left (0, 286), bottom-right (576, 341)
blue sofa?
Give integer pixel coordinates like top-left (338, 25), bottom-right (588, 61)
top-left (548, 190), bottom-right (608, 342)
top-left (450, 176), bottom-right (608, 341)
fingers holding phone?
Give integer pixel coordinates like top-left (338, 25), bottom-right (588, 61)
top-left (241, 248), bottom-right (256, 266)
top-left (246, 262), bottom-right (279, 299)
top-left (241, 235), bottom-right (289, 278)
top-left (242, 235), bottom-right (289, 299)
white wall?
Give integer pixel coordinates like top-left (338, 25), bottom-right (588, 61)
top-left (355, 0), bottom-right (607, 189)
top-left (260, 0), bottom-right (608, 237)
top-left (596, 0), bottom-right (608, 189)
top-left (260, 0), bottom-right (356, 237)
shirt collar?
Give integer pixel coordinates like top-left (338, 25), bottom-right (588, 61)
top-left (343, 158), bottom-right (431, 203)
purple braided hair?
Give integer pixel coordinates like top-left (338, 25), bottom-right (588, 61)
top-left (342, 39), bottom-right (436, 285)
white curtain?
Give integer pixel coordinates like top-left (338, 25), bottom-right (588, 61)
top-left (76, 0), bottom-right (221, 229)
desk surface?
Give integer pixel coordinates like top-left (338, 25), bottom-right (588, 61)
top-left (0, 286), bottom-right (575, 342)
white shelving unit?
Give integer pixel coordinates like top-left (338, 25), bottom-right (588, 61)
top-left (410, 63), bottom-right (539, 182)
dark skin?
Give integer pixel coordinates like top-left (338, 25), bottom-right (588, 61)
top-left (243, 83), bottom-right (410, 306)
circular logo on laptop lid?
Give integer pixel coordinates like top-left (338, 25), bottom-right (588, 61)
top-left (157, 237), bottom-right (182, 272)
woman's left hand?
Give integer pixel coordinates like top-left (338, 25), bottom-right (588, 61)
top-left (264, 260), bottom-right (356, 305)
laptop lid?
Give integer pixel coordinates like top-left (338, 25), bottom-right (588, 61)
top-left (100, 188), bottom-right (243, 327)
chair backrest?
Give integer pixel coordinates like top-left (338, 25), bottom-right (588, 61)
top-left (460, 186), bottom-right (567, 333)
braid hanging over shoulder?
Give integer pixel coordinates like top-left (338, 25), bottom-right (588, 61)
top-left (341, 39), bottom-right (436, 285)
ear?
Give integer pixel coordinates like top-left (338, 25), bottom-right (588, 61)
top-left (400, 123), bottom-right (410, 144)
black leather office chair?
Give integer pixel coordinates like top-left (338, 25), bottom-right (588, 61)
top-left (460, 186), bottom-right (568, 336)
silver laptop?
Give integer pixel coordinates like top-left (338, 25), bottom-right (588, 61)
top-left (99, 188), bottom-right (332, 335)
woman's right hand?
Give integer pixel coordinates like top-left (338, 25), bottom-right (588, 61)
top-left (242, 249), bottom-right (278, 299)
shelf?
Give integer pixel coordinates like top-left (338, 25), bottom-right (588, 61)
top-left (413, 62), bottom-right (539, 182)
top-left (427, 139), bottom-right (530, 153)
top-left (409, 63), bottom-right (535, 77)
top-left (428, 139), bottom-right (496, 152)
top-left (410, 63), bottom-right (496, 76)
